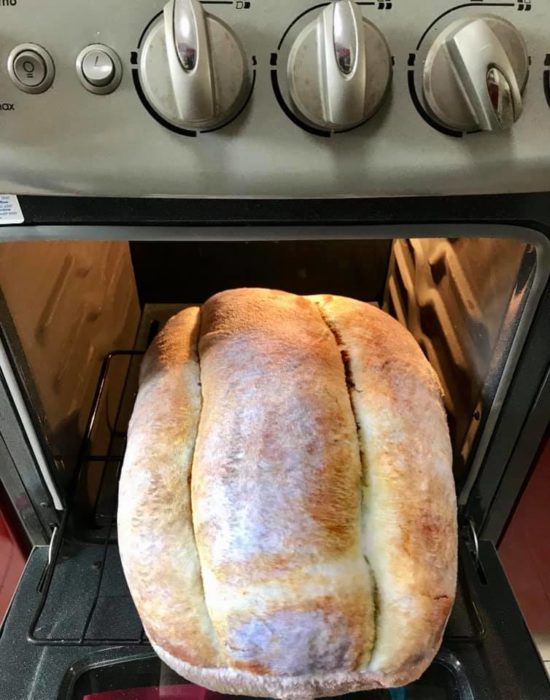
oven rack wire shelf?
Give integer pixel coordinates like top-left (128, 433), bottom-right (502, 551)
top-left (28, 349), bottom-right (148, 647)
top-left (28, 341), bottom-right (486, 647)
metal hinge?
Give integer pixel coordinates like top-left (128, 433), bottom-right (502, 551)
top-left (465, 517), bottom-right (480, 566)
top-left (459, 509), bottom-right (481, 566)
top-left (37, 524), bottom-right (61, 594)
top-left (47, 525), bottom-right (59, 567)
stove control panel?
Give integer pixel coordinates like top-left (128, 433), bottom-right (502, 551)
top-left (0, 0), bottom-right (549, 197)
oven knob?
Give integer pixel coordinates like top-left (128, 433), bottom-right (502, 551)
top-left (138, 0), bottom-right (249, 131)
top-left (286, 0), bottom-right (392, 131)
top-left (423, 15), bottom-right (528, 132)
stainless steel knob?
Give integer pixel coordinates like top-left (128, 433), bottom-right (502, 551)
top-left (139, 0), bottom-right (249, 131)
top-left (287, 0), bottom-right (392, 131)
top-left (423, 15), bottom-right (528, 132)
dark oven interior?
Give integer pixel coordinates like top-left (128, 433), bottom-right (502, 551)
top-left (0, 235), bottom-right (548, 700)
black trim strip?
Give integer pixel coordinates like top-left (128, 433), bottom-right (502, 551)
top-left (13, 193), bottom-right (550, 233)
top-left (544, 70), bottom-right (550, 108)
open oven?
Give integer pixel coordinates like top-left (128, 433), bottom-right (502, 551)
top-left (1, 0), bottom-right (550, 697)
top-left (0, 220), bottom-right (548, 699)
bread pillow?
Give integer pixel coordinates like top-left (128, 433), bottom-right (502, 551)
top-left (118, 288), bottom-right (457, 698)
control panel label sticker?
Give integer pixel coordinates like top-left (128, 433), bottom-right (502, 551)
top-left (0, 195), bottom-right (23, 225)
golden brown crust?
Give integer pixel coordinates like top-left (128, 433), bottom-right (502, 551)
top-left (309, 294), bottom-right (457, 676)
top-left (119, 289), bottom-right (457, 697)
top-left (151, 641), bottom-right (433, 699)
top-left (117, 307), bottom-right (221, 666)
top-left (193, 288), bottom-right (375, 676)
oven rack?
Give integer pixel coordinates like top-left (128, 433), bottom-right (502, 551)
top-left (29, 350), bottom-right (147, 647)
top-left (28, 325), bottom-right (486, 647)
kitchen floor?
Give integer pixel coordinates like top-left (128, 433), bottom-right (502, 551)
top-left (499, 432), bottom-right (550, 677)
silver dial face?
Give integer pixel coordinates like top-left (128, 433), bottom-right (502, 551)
top-left (422, 15), bottom-right (529, 132)
top-left (138, 0), bottom-right (250, 132)
top-left (286, 1), bottom-right (392, 131)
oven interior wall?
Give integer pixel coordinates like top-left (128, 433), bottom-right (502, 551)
top-left (129, 240), bottom-right (393, 304)
top-left (0, 241), bottom-right (140, 490)
top-left (386, 237), bottom-right (531, 486)
top-left (0, 237), bottom-right (536, 517)
top-left (0, 236), bottom-right (547, 683)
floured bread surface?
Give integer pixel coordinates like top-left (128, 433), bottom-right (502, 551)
top-left (194, 289), bottom-right (374, 675)
top-left (118, 289), bottom-right (457, 698)
top-left (118, 307), bottom-right (220, 665)
top-left (309, 295), bottom-right (457, 676)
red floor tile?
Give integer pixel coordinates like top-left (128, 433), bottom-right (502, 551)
top-left (0, 505), bottom-right (26, 623)
top-left (499, 434), bottom-right (550, 651)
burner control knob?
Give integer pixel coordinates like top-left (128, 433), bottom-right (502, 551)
top-left (423, 15), bottom-right (528, 132)
top-left (138, 0), bottom-right (249, 130)
top-left (286, 0), bottom-right (392, 131)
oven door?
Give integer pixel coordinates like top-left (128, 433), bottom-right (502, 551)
top-left (0, 194), bottom-right (549, 699)
top-left (1, 520), bottom-right (548, 698)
